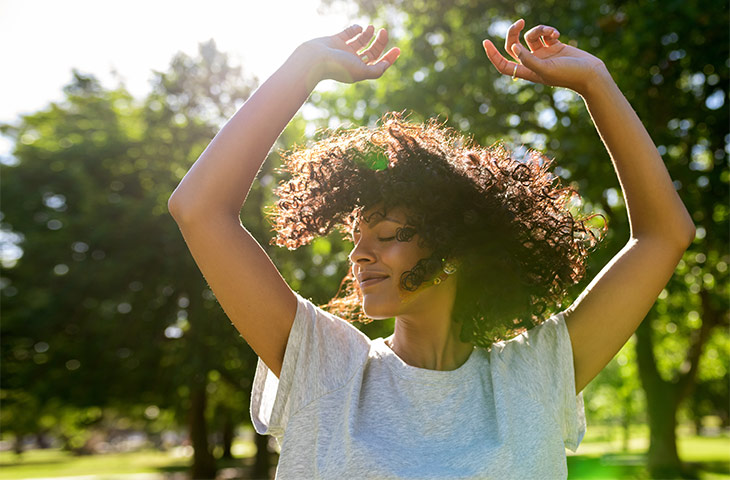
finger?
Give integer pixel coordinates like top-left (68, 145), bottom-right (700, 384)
top-left (366, 46), bottom-right (401, 78)
top-left (336, 24), bottom-right (363, 43)
top-left (504, 18), bottom-right (526, 63)
top-left (524, 24), bottom-right (557, 52)
top-left (346, 24), bottom-right (375, 53)
top-left (379, 46), bottom-right (400, 67)
top-left (483, 39), bottom-right (542, 84)
top-left (543, 29), bottom-right (561, 47)
top-left (357, 28), bottom-right (388, 64)
top-left (510, 43), bottom-right (545, 77)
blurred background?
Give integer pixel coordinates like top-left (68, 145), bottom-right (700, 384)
top-left (1, 0), bottom-right (728, 479)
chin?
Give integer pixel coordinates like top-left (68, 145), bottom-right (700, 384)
top-left (360, 297), bottom-right (397, 320)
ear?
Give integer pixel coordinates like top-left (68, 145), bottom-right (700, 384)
top-left (443, 258), bottom-right (460, 274)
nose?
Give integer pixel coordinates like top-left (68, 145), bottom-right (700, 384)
top-left (348, 235), bottom-right (376, 265)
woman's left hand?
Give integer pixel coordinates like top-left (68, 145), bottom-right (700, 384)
top-left (482, 19), bottom-right (609, 96)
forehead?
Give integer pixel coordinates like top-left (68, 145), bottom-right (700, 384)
top-left (356, 205), bottom-right (408, 226)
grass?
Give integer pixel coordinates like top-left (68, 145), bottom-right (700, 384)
top-left (566, 426), bottom-right (730, 479)
top-left (0, 448), bottom-right (190, 479)
top-left (0, 428), bottom-right (727, 479)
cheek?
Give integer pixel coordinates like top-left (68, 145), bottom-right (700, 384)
top-left (387, 244), bottom-right (430, 282)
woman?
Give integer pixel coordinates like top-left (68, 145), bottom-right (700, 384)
top-left (168, 19), bottom-right (695, 479)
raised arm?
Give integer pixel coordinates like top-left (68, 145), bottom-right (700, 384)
top-left (483, 19), bottom-right (695, 393)
top-left (169, 25), bottom-right (399, 218)
top-left (168, 26), bottom-right (399, 378)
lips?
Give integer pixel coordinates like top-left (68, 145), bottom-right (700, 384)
top-left (360, 276), bottom-right (388, 289)
top-left (358, 272), bottom-right (389, 289)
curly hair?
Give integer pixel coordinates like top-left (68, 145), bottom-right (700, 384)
top-left (269, 112), bottom-right (606, 350)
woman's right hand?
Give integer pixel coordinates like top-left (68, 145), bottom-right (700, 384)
top-left (300, 25), bottom-right (401, 84)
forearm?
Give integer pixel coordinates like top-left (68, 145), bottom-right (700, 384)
top-left (580, 69), bottom-right (695, 245)
top-left (169, 45), bottom-right (321, 220)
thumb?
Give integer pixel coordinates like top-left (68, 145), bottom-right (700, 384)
top-left (511, 44), bottom-right (542, 72)
top-left (364, 59), bottom-right (390, 79)
top-left (377, 59), bottom-right (391, 74)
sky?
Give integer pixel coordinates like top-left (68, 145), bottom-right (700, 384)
top-left (0, 0), bottom-right (360, 125)
top-left (0, 0), bottom-right (368, 265)
top-left (0, 0), bottom-right (364, 264)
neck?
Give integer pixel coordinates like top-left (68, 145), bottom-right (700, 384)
top-left (385, 277), bottom-right (474, 371)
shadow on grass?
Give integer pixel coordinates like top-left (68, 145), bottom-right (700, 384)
top-left (0, 458), bottom-right (66, 468)
top-left (0, 455), bottom-right (66, 468)
top-left (685, 460), bottom-right (730, 476)
top-left (153, 456), bottom-right (264, 479)
top-left (154, 464), bottom-right (189, 474)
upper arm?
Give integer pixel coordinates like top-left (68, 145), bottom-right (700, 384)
top-left (563, 236), bottom-right (690, 394)
top-left (171, 211), bottom-right (297, 379)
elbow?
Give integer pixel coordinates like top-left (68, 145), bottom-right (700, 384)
top-left (682, 222), bottom-right (697, 249)
top-left (666, 223), bottom-right (696, 251)
top-left (672, 206), bottom-right (697, 249)
top-left (670, 220), bottom-right (696, 250)
top-left (167, 193), bottom-right (238, 224)
top-left (167, 192), bottom-right (187, 223)
top-left (678, 207), bottom-right (697, 248)
top-left (633, 221), bottom-right (696, 250)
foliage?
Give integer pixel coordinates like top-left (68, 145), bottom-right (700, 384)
top-left (0, 41), bottom-right (263, 454)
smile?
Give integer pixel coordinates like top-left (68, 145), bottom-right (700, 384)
top-left (360, 276), bottom-right (388, 289)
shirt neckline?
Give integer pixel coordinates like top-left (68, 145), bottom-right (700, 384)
top-left (374, 337), bottom-right (483, 384)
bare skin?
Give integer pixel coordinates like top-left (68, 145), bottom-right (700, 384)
top-left (349, 205), bottom-right (473, 371)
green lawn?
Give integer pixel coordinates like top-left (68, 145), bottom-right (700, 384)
top-left (567, 427), bottom-right (730, 479)
top-left (0, 448), bottom-right (190, 479)
top-left (0, 429), bottom-right (727, 479)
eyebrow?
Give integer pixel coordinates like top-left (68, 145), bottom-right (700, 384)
top-left (355, 217), bottom-right (404, 229)
top-left (373, 217), bottom-right (404, 225)
top-left (352, 217), bottom-right (404, 239)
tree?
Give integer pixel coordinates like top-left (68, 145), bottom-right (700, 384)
top-left (0, 40), bottom-right (266, 477)
top-left (583, 337), bottom-right (646, 452)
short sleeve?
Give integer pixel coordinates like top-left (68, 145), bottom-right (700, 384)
top-left (250, 291), bottom-right (371, 439)
top-left (492, 312), bottom-right (586, 452)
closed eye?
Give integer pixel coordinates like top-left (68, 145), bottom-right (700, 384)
top-left (378, 236), bottom-right (396, 242)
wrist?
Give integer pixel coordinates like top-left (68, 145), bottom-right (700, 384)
top-left (578, 63), bottom-right (614, 100)
top-left (290, 42), bottom-right (327, 89)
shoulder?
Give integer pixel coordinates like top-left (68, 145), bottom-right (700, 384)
top-left (293, 292), bottom-right (372, 346)
top-left (287, 292), bottom-right (373, 382)
top-left (488, 312), bottom-right (568, 365)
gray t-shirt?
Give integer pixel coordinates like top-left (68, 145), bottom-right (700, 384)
top-left (251, 291), bottom-right (586, 479)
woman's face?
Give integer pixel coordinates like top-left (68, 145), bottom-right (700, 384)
top-left (348, 205), bottom-right (439, 319)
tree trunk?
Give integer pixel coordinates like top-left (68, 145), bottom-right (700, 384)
top-left (645, 386), bottom-right (683, 478)
top-left (621, 397), bottom-right (631, 452)
top-left (634, 283), bottom-right (724, 480)
top-left (189, 383), bottom-right (217, 479)
top-left (13, 433), bottom-right (24, 456)
top-left (635, 318), bottom-right (692, 479)
top-left (36, 430), bottom-right (52, 449)
top-left (689, 396), bottom-right (704, 435)
top-left (253, 432), bottom-right (271, 480)
top-left (693, 415), bottom-right (703, 436)
top-left (221, 411), bottom-right (234, 459)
